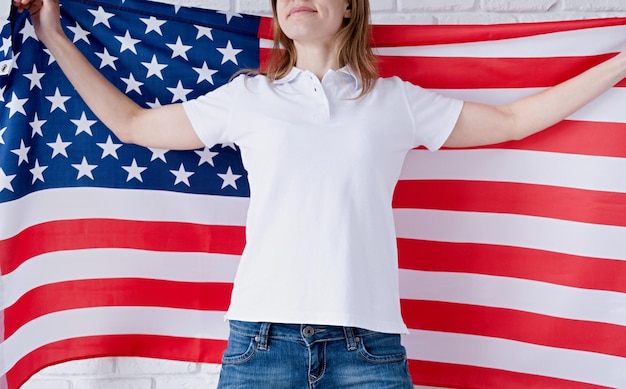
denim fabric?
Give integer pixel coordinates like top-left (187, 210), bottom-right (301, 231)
top-left (217, 320), bottom-right (413, 389)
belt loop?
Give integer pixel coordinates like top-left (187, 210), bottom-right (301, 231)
top-left (343, 327), bottom-right (358, 351)
top-left (256, 322), bottom-right (271, 351)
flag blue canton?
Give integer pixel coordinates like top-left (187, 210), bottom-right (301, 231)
top-left (0, 0), bottom-right (261, 203)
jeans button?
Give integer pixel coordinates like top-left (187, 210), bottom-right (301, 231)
top-left (302, 326), bottom-right (314, 338)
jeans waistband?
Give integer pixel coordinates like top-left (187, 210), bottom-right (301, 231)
top-left (228, 320), bottom-right (381, 350)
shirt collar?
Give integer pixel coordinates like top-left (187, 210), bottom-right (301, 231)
top-left (273, 66), bottom-right (362, 90)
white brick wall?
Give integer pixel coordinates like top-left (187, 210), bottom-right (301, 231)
top-left (3, 0), bottom-right (626, 387)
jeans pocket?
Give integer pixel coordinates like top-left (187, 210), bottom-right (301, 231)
top-left (357, 332), bottom-right (407, 364)
top-left (221, 328), bottom-right (258, 365)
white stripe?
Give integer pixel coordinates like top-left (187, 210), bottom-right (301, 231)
top-left (0, 187), bottom-right (249, 240)
top-left (394, 209), bottom-right (626, 261)
top-left (399, 270), bottom-right (626, 326)
top-left (374, 24), bottom-right (626, 58)
top-left (0, 307), bottom-right (229, 375)
top-left (0, 249), bottom-right (240, 309)
top-left (400, 149), bottom-right (626, 193)
top-left (402, 329), bottom-right (626, 388)
top-left (260, 38), bottom-right (273, 49)
top-left (435, 87), bottom-right (626, 123)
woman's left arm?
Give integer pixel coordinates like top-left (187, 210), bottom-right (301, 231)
top-left (444, 50), bottom-right (626, 148)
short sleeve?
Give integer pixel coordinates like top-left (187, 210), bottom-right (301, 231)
top-left (402, 80), bottom-right (464, 151)
top-left (181, 75), bottom-right (244, 147)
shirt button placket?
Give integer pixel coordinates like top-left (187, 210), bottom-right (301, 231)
top-left (306, 73), bottom-right (328, 120)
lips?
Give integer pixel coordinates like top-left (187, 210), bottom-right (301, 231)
top-left (288, 6), bottom-right (316, 16)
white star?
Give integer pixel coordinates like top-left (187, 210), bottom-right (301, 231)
top-left (122, 158), bottom-right (147, 182)
top-left (195, 147), bottom-right (218, 166)
top-left (218, 166), bottom-right (242, 189)
top-left (141, 55), bottom-right (167, 79)
top-left (67, 22), bottom-right (90, 44)
top-left (221, 143), bottom-right (238, 150)
top-left (71, 112), bottom-right (98, 135)
top-left (217, 41), bottom-right (242, 65)
top-left (0, 127), bottom-right (6, 144)
top-left (10, 51), bottom-right (20, 71)
top-left (95, 48), bottom-right (117, 70)
top-left (193, 62), bottom-right (218, 85)
top-left (30, 113), bottom-right (46, 138)
top-left (145, 98), bottom-right (164, 108)
top-left (217, 11), bottom-right (243, 24)
top-left (96, 135), bottom-right (122, 159)
top-left (195, 25), bottom-right (213, 40)
top-left (43, 49), bottom-right (56, 65)
top-left (121, 73), bottom-right (143, 94)
top-left (89, 6), bottom-right (114, 28)
top-left (149, 148), bottom-right (168, 162)
top-left (20, 19), bottom-right (38, 42)
top-left (115, 30), bottom-right (140, 54)
top-left (0, 37), bottom-right (10, 56)
top-left (23, 64), bottom-right (45, 90)
top-left (11, 139), bottom-right (30, 166)
top-left (167, 81), bottom-right (192, 102)
top-left (140, 16), bottom-right (165, 35)
top-left (46, 88), bottom-right (71, 112)
top-left (0, 85), bottom-right (5, 101)
top-left (6, 92), bottom-right (28, 117)
top-left (30, 159), bottom-right (48, 184)
top-left (72, 157), bottom-right (97, 180)
top-left (166, 37), bottom-right (192, 60)
top-left (170, 163), bottom-right (194, 186)
top-left (47, 134), bottom-right (71, 158)
top-left (0, 168), bottom-right (16, 192)
top-left (195, 147), bottom-right (219, 166)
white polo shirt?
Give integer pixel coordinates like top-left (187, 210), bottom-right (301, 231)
top-left (183, 67), bottom-right (463, 334)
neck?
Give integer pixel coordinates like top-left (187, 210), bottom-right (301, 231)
top-left (294, 41), bottom-right (341, 80)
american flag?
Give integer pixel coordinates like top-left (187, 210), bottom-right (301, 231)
top-left (1, 0), bottom-right (625, 387)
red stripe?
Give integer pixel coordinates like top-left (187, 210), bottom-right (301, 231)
top-left (393, 180), bottom-right (626, 227)
top-left (261, 49), bottom-right (626, 89)
top-left (6, 335), bottom-right (227, 389)
top-left (397, 239), bottom-right (626, 293)
top-left (3, 279), bottom-right (233, 338)
top-left (258, 16), bottom-right (273, 40)
top-left (258, 16), bottom-right (626, 47)
top-left (408, 360), bottom-right (612, 389)
top-left (371, 18), bottom-right (626, 47)
top-left (378, 54), bottom-right (626, 88)
top-left (260, 47), bottom-right (272, 73)
top-left (401, 300), bottom-right (626, 358)
top-left (0, 219), bottom-right (246, 275)
top-left (463, 120), bottom-right (626, 158)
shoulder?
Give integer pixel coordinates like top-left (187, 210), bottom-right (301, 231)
top-left (363, 76), bottom-right (414, 98)
top-left (228, 72), bottom-right (276, 93)
top-left (375, 75), bottom-right (421, 89)
top-left (371, 75), bottom-right (414, 90)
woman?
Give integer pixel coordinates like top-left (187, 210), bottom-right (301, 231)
top-left (15, 0), bottom-right (626, 387)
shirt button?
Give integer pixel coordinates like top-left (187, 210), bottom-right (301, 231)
top-left (302, 326), bottom-right (315, 338)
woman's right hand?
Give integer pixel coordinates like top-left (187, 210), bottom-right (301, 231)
top-left (13, 0), bottom-right (64, 45)
top-left (12, 0), bottom-right (204, 151)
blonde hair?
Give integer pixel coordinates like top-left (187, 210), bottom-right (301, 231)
top-left (265, 0), bottom-right (378, 97)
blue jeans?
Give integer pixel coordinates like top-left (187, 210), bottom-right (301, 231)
top-left (217, 320), bottom-right (414, 389)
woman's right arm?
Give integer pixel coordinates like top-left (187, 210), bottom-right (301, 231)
top-left (15, 0), bottom-right (204, 150)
